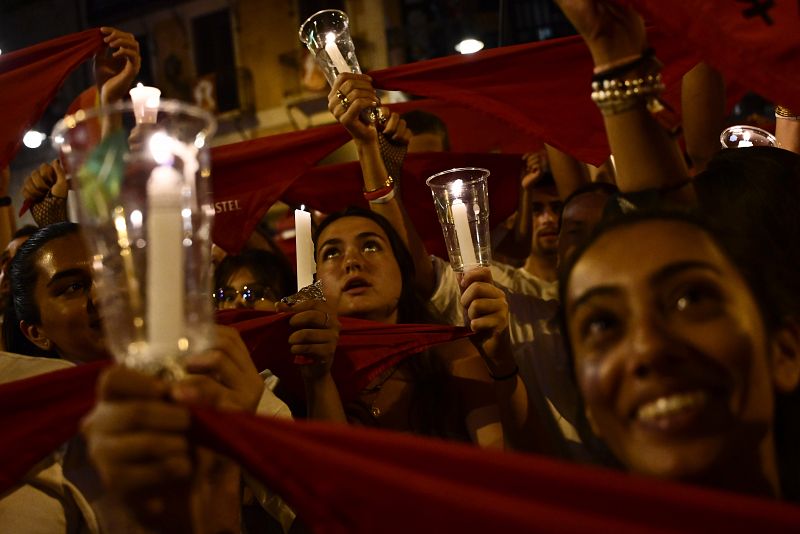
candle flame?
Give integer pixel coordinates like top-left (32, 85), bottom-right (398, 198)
top-left (450, 179), bottom-right (463, 198)
top-left (325, 32), bottom-right (336, 45)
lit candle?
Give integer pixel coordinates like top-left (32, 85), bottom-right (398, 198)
top-left (129, 83), bottom-right (161, 124)
top-left (295, 208), bottom-right (315, 290)
top-left (451, 199), bottom-right (478, 270)
top-left (325, 32), bottom-right (351, 75)
top-left (147, 165), bottom-right (184, 355)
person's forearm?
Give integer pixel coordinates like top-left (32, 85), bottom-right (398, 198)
top-left (480, 333), bottom-right (554, 453)
top-left (545, 144), bottom-right (590, 199)
top-left (682, 63), bottom-right (725, 173)
top-left (304, 373), bottom-right (347, 423)
top-left (356, 139), bottom-right (435, 297)
top-left (602, 103), bottom-right (691, 197)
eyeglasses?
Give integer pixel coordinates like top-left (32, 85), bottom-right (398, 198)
top-left (212, 285), bottom-right (277, 307)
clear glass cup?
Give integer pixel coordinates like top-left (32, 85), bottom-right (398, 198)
top-left (426, 168), bottom-right (491, 272)
top-left (51, 100), bottom-right (217, 378)
top-left (720, 125), bottom-right (777, 149)
top-left (299, 9), bottom-right (384, 125)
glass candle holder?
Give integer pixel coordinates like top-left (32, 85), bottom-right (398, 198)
top-left (299, 9), bottom-right (384, 125)
top-left (720, 125), bottom-right (777, 149)
top-left (51, 100), bottom-right (217, 378)
top-left (426, 168), bottom-right (491, 273)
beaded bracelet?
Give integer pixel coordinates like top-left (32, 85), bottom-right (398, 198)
top-left (591, 73), bottom-right (665, 116)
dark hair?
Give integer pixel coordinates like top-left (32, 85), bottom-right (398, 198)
top-left (5, 222), bottom-right (80, 357)
top-left (556, 182), bottom-right (618, 233)
top-left (11, 224), bottom-right (39, 240)
top-left (557, 209), bottom-right (799, 500)
top-left (400, 110), bottom-right (451, 151)
top-left (214, 248), bottom-right (296, 301)
top-left (314, 208), bottom-right (449, 436)
top-left (530, 171), bottom-right (557, 192)
top-left (694, 147), bottom-right (800, 320)
top-left (314, 207), bottom-right (429, 324)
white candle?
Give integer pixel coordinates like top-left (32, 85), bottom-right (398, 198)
top-left (130, 83), bottom-right (161, 124)
top-left (325, 32), bottom-right (351, 75)
top-left (295, 209), bottom-right (315, 290)
top-left (147, 165), bottom-right (184, 356)
top-left (451, 199), bottom-right (478, 270)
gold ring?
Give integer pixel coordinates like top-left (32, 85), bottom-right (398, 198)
top-left (336, 90), bottom-right (350, 110)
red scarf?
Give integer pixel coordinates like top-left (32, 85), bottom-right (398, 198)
top-left (0, 29), bottom-right (103, 170)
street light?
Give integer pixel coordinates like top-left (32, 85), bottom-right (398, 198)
top-left (23, 130), bottom-right (47, 149)
top-left (455, 38), bottom-right (484, 54)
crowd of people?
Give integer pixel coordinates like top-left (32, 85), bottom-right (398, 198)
top-left (1, 0), bottom-right (799, 532)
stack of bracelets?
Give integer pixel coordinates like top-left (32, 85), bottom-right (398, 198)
top-left (590, 48), bottom-right (679, 135)
top-left (776, 105), bottom-right (799, 121)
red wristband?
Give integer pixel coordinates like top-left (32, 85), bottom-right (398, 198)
top-left (363, 176), bottom-right (395, 201)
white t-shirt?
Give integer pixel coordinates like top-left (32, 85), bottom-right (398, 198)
top-left (427, 257), bottom-right (584, 458)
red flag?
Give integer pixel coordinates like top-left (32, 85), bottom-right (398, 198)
top-left (627, 0), bottom-right (800, 112)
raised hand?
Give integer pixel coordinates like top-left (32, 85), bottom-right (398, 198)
top-left (328, 73), bottom-right (381, 145)
top-left (22, 159), bottom-right (68, 203)
top-left (460, 267), bottom-right (509, 343)
top-left (97, 27), bottom-right (142, 105)
top-left (554, 0), bottom-right (646, 66)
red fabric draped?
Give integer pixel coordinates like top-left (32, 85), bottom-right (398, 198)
top-left (1, 317), bottom-right (799, 531)
top-left (191, 408), bottom-right (800, 533)
top-left (627, 0), bottom-right (800, 113)
top-left (0, 360), bottom-right (108, 493)
top-left (209, 28), bottom-right (705, 253)
top-left (281, 152), bottom-right (525, 258)
top-left (0, 314), bottom-right (467, 495)
top-left (217, 309), bottom-right (471, 403)
top-left (210, 124), bottom-right (352, 253)
top-left (0, 29), bottom-right (103, 170)
top-left (369, 27), bottom-right (701, 165)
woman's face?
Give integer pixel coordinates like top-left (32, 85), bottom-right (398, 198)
top-left (26, 233), bottom-right (109, 363)
top-left (565, 220), bottom-right (793, 485)
top-left (215, 266), bottom-right (277, 311)
top-left (315, 216), bottom-right (402, 323)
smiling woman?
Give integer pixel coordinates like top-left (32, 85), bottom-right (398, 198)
top-left (559, 210), bottom-right (800, 500)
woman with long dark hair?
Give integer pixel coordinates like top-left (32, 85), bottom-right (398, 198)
top-left (281, 207), bottom-right (533, 449)
top-left (559, 211), bottom-right (800, 500)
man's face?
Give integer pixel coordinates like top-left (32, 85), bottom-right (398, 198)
top-left (530, 186), bottom-right (562, 257)
top-left (28, 233), bottom-right (108, 363)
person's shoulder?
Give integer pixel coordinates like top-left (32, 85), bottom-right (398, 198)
top-left (0, 352), bottom-right (74, 384)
